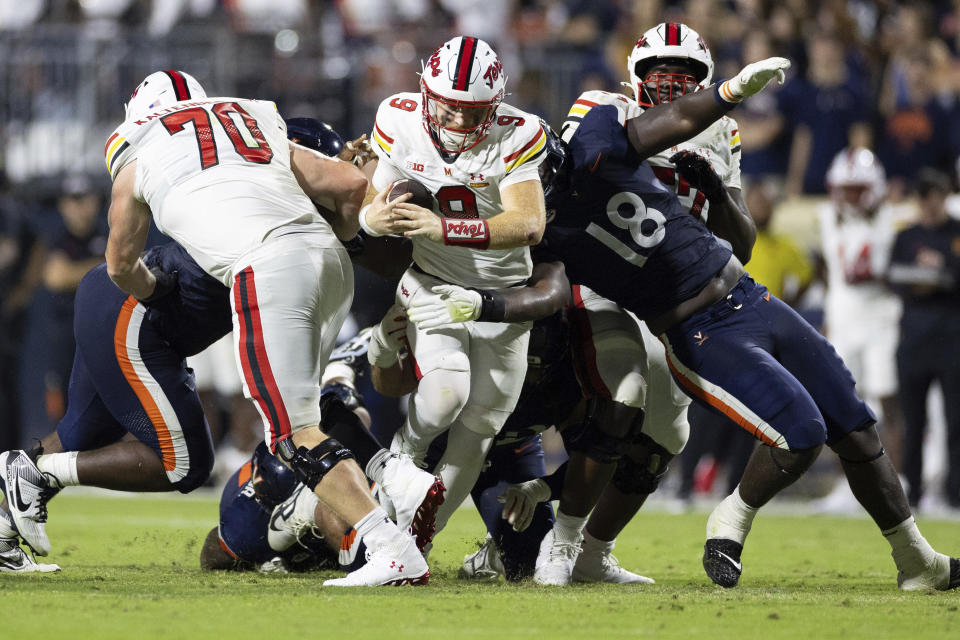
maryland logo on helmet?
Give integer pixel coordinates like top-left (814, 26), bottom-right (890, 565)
top-left (627, 23), bottom-right (714, 107)
top-left (420, 36), bottom-right (506, 154)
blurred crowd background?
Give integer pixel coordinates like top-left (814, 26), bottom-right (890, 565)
top-left (2, 0), bottom-right (959, 512)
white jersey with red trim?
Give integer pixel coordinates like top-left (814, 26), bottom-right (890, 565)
top-left (563, 90), bottom-right (741, 222)
top-left (370, 92), bottom-right (546, 289)
top-left (818, 202), bottom-right (902, 336)
top-left (105, 97), bottom-right (337, 287)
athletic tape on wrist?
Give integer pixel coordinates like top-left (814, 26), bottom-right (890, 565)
top-left (713, 80), bottom-right (741, 109)
top-left (358, 204), bottom-right (383, 237)
top-left (441, 217), bottom-right (490, 249)
top-left (477, 289), bottom-right (506, 322)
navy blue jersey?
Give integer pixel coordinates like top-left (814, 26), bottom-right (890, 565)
top-left (140, 243), bottom-right (232, 357)
top-left (544, 95), bottom-right (731, 320)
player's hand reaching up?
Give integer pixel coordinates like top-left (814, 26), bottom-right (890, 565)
top-left (720, 57), bottom-right (790, 102)
top-left (407, 284), bottom-right (483, 329)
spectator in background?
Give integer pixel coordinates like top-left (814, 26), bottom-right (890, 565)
top-left (888, 169), bottom-right (960, 508)
top-left (783, 32), bottom-right (873, 195)
top-left (18, 175), bottom-right (107, 444)
top-left (877, 40), bottom-right (960, 197)
top-left (818, 148), bottom-right (904, 467)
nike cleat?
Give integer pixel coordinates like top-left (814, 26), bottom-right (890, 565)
top-left (266, 484), bottom-right (320, 552)
top-left (703, 538), bottom-right (743, 588)
top-left (0, 538), bottom-right (60, 573)
top-left (460, 534), bottom-right (504, 581)
top-left (377, 454), bottom-right (444, 551)
top-left (323, 536), bottom-right (429, 587)
top-left (1, 450), bottom-right (58, 556)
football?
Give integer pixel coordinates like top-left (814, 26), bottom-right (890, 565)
top-left (387, 178), bottom-right (435, 210)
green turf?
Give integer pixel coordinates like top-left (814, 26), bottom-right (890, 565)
top-left (2, 493), bottom-right (958, 639)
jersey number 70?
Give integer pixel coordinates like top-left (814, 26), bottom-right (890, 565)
top-left (161, 102), bottom-right (273, 170)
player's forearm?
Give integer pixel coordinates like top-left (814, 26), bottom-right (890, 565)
top-left (107, 256), bottom-right (156, 299)
top-left (328, 177), bottom-right (366, 241)
top-left (706, 190), bottom-right (756, 264)
top-left (626, 89), bottom-right (733, 159)
top-left (486, 207), bottom-right (545, 248)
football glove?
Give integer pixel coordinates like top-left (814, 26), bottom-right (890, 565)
top-left (406, 284), bottom-right (483, 329)
top-left (670, 150), bottom-right (726, 202)
top-left (725, 57), bottom-right (790, 100)
top-left (367, 304), bottom-right (408, 368)
top-left (497, 478), bottom-right (551, 532)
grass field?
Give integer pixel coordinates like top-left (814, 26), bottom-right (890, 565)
top-left (2, 492), bottom-right (958, 640)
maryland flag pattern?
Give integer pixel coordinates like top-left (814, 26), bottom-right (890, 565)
top-left (503, 126), bottom-right (546, 175)
top-left (104, 130), bottom-right (132, 180)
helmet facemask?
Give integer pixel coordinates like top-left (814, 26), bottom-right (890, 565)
top-left (635, 59), bottom-right (706, 107)
top-left (421, 80), bottom-right (501, 154)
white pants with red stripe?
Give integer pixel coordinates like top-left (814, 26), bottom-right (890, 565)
top-left (571, 285), bottom-right (689, 455)
top-left (229, 233), bottom-right (353, 449)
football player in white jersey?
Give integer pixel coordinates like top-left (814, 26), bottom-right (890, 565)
top-left (358, 36), bottom-right (548, 542)
top-left (96, 71), bottom-right (427, 586)
top-left (819, 147), bottom-right (903, 461)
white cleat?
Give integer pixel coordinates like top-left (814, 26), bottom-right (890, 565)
top-left (0, 538), bottom-right (60, 573)
top-left (1, 450), bottom-right (58, 556)
top-left (460, 534), bottom-right (504, 581)
top-left (377, 453), bottom-right (445, 551)
top-left (534, 528), bottom-right (582, 586)
top-left (898, 552), bottom-right (954, 591)
top-left (266, 484), bottom-right (320, 552)
top-left (573, 548), bottom-right (655, 584)
top-left (323, 537), bottom-right (429, 587)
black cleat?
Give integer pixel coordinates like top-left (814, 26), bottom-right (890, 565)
top-left (949, 558), bottom-right (960, 590)
top-left (703, 538), bottom-right (743, 588)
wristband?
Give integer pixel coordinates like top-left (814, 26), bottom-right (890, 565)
top-left (713, 80), bottom-right (741, 108)
top-left (358, 204), bottom-right (383, 237)
top-left (476, 289), bottom-right (506, 322)
top-left (441, 217), bottom-right (490, 249)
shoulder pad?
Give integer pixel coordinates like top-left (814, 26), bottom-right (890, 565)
top-left (501, 115), bottom-right (547, 175)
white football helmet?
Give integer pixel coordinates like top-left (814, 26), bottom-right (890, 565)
top-left (420, 36), bottom-right (506, 154)
top-left (826, 147), bottom-right (887, 215)
top-left (627, 22), bottom-right (714, 107)
top-left (125, 70), bottom-right (206, 121)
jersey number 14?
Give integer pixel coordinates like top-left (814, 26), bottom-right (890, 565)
top-left (161, 102), bottom-right (273, 169)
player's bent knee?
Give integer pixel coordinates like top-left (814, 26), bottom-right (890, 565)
top-left (459, 404), bottom-right (511, 438)
top-left (564, 398), bottom-right (644, 463)
top-left (829, 424), bottom-right (885, 463)
top-left (767, 443), bottom-right (823, 477)
top-left (276, 437), bottom-right (355, 490)
top-left (172, 442), bottom-right (215, 494)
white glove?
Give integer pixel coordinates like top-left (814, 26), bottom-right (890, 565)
top-left (406, 284), bottom-right (483, 329)
top-left (367, 304), bottom-right (408, 368)
top-left (724, 56), bottom-right (790, 101)
top-left (497, 478), bottom-right (551, 532)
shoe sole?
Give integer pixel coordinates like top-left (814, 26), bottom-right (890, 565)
top-left (325, 569), bottom-right (430, 587)
top-left (702, 545), bottom-right (741, 588)
top-left (410, 477), bottom-right (445, 552)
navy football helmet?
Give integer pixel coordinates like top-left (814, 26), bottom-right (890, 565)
top-left (538, 120), bottom-right (572, 210)
top-left (285, 117), bottom-right (345, 157)
top-left (250, 441), bottom-right (297, 508)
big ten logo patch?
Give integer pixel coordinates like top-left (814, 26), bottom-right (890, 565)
top-left (406, 161), bottom-right (425, 172)
top-left (483, 58), bottom-right (504, 89)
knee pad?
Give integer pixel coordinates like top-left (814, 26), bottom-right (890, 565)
top-left (612, 433), bottom-right (673, 495)
top-left (276, 437), bottom-right (355, 490)
top-left (458, 404), bottom-right (510, 438)
top-left (412, 368), bottom-right (471, 432)
top-left (564, 398), bottom-right (644, 463)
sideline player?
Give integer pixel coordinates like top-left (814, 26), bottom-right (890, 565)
top-left (359, 37), bottom-right (549, 542)
top-left (540, 59), bottom-right (960, 590)
top-left (1, 73), bottom-right (427, 586)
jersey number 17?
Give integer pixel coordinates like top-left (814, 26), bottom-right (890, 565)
top-left (161, 102), bottom-right (273, 170)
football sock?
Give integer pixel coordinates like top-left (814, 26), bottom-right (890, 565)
top-left (37, 452), bottom-right (79, 489)
top-left (365, 449), bottom-right (393, 485)
top-left (883, 516), bottom-right (943, 576)
top-left (353, 506), bottom-right (404, 552)
top-left (321, 361), bottom-right (356, 387)
top-left (581, 529), bottom-right (615, 554)
top-left (706, 486), bottom-right (758, 545)
top-left (554, 509), bottom-right (587, 544)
